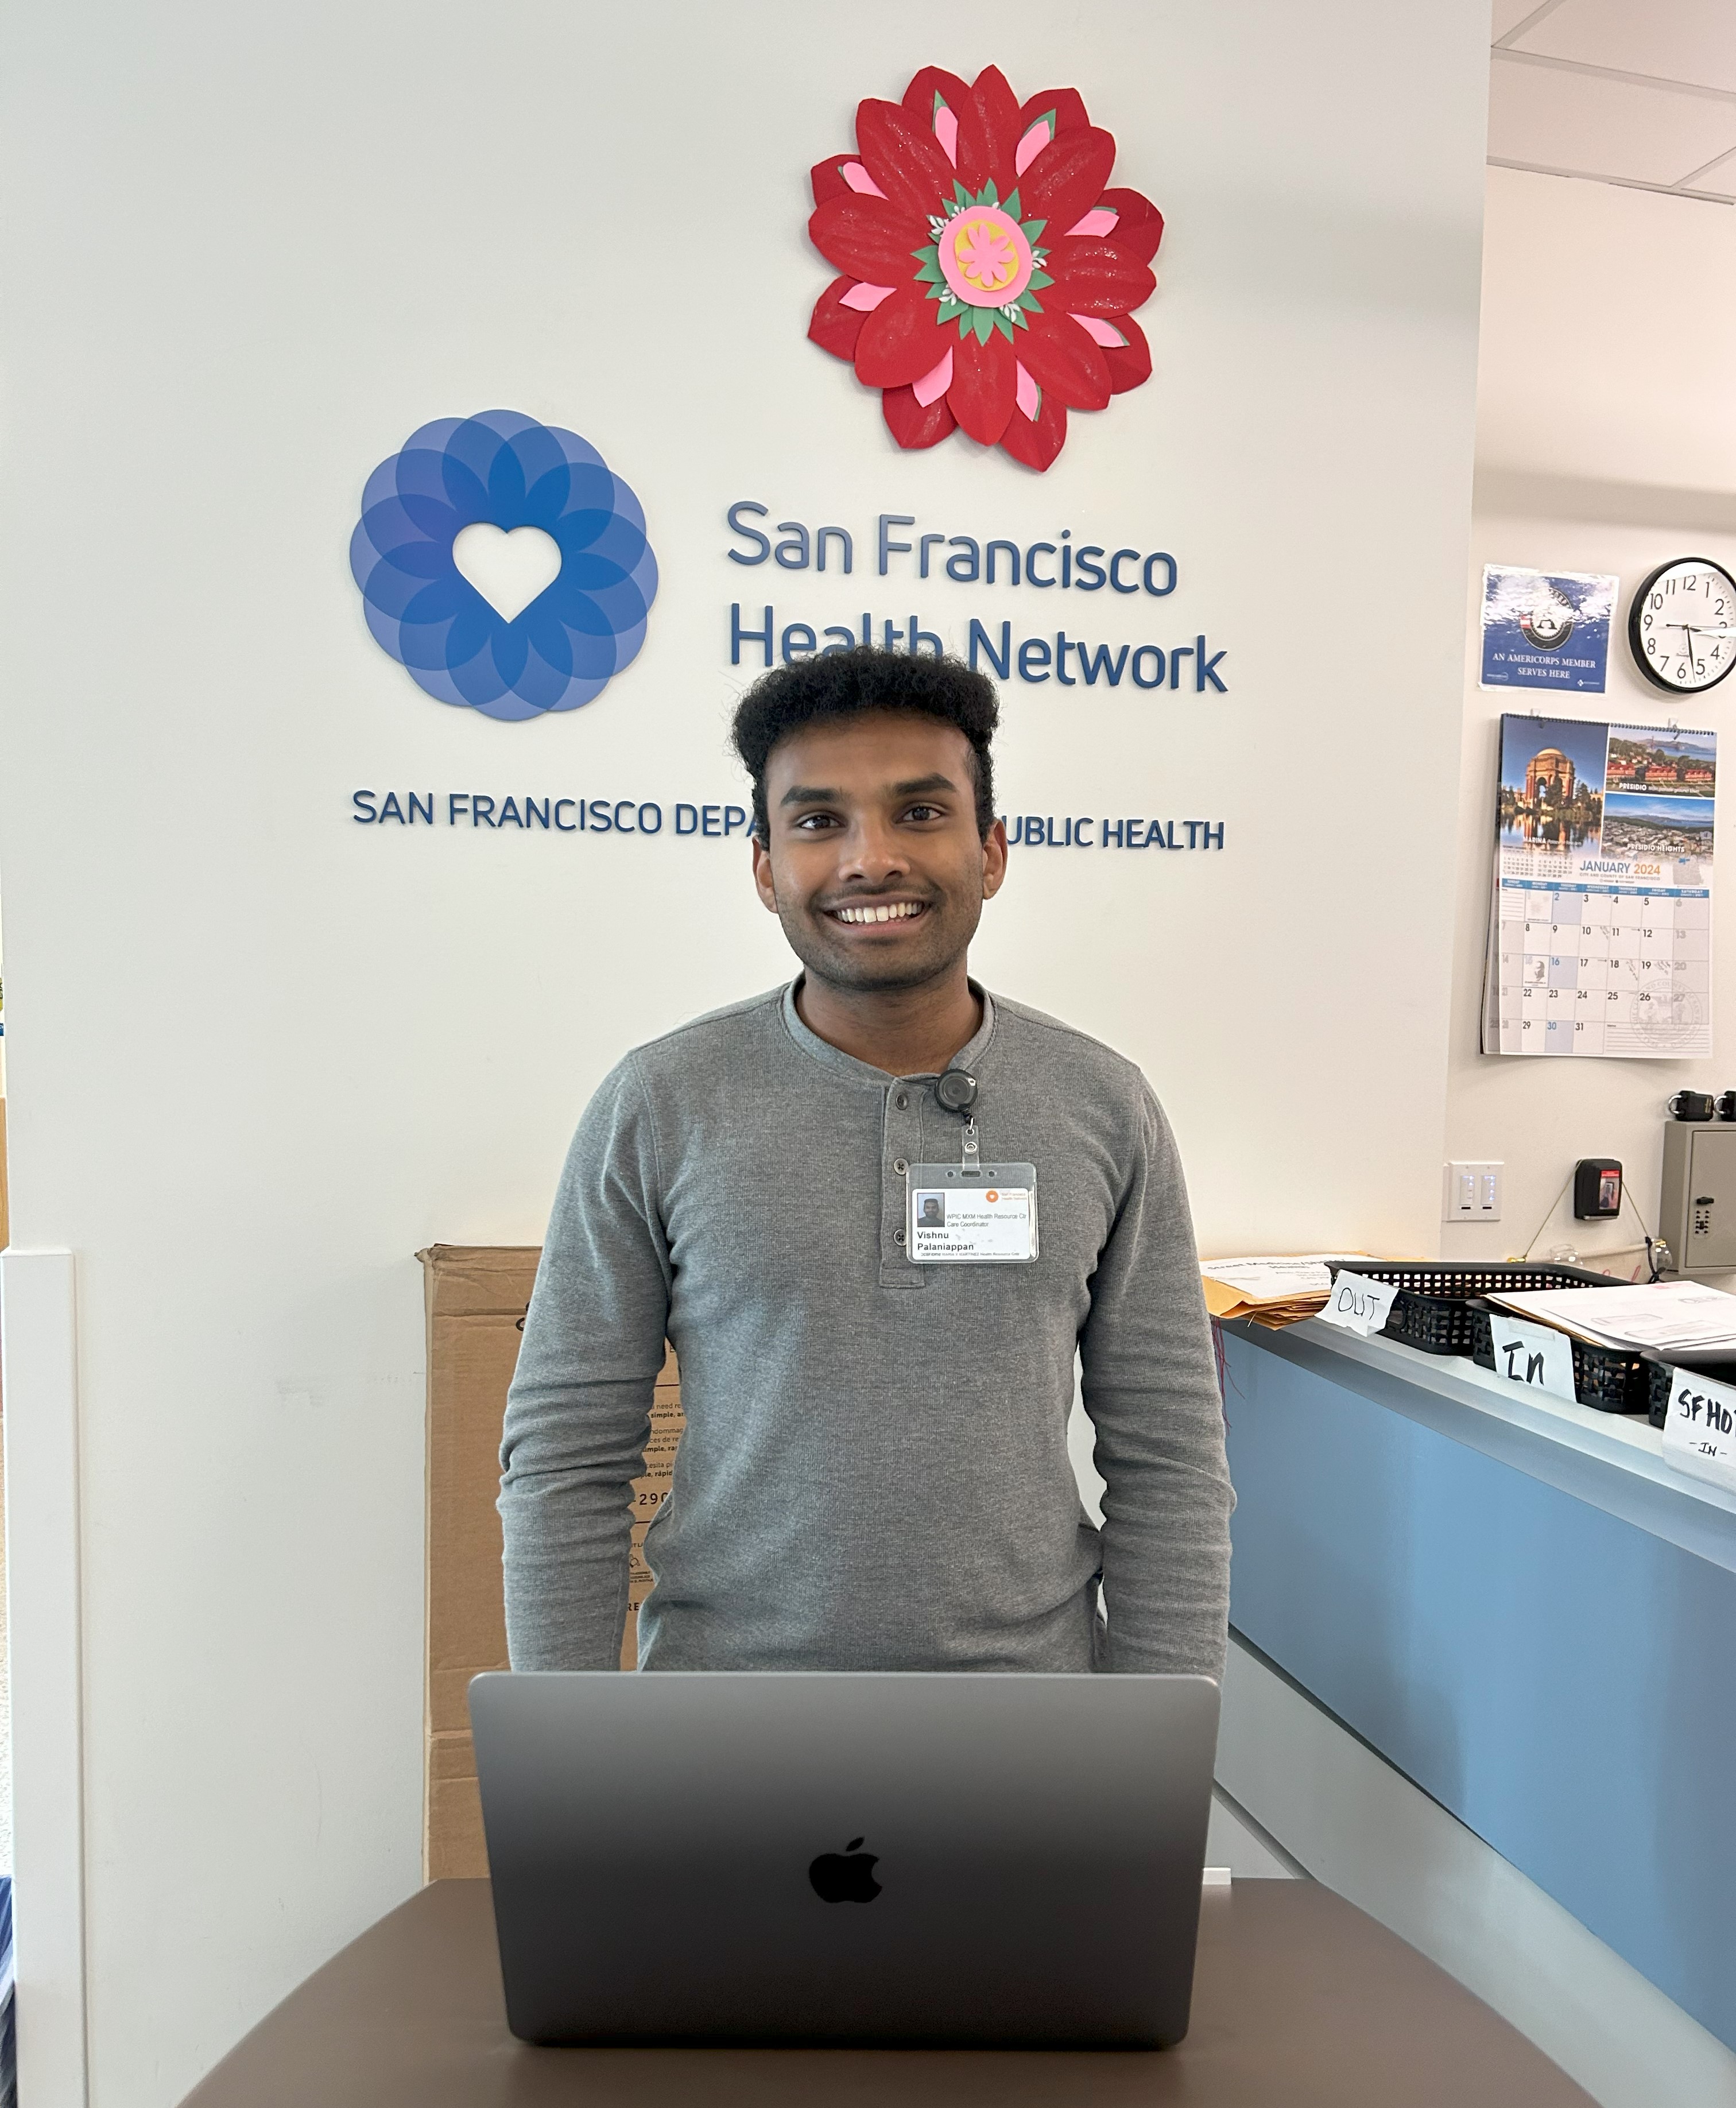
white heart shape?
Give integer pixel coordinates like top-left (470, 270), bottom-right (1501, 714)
top-left (451, 522), bottom-right (563, 622)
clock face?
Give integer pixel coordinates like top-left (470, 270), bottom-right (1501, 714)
top-left (1629, 557), bottom-right (1736, 693)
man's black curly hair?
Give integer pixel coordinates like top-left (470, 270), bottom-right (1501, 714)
top-left (730, 646), bottom-right (999, 843)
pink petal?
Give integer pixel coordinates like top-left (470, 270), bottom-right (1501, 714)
top-left (1065, 206), bottom-right (1120, 238)
top-left (840, 281), bottom-right (897, 312)
top-left (842, 161), bottom-right (888, 199)
top-left (913, 346), bottom-right (954, 407)
top-left (1070, 313), bottom-right (1129, 347)
top-left (1015, 117), bottom-right (1053, 176)
top-left (1014, 359), bottom-right (1041, 420)
top-left (934, 102), bottom-right (959, 164)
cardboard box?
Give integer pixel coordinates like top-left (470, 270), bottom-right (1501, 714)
top-left (418, 1244), bottom-right (683, 1880)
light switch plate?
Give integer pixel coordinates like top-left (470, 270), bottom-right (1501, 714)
top-left (1443, 1160), bottom-right (1503, 1223)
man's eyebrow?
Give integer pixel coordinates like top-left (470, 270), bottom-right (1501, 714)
top-left (777, 772), bottom-right (960, 808)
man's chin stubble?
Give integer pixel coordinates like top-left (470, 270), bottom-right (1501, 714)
top-left (780, 912), bottom-right (969, 996)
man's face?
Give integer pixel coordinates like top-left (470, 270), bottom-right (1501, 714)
top-left (751, 711), bottom-right (1008, 994)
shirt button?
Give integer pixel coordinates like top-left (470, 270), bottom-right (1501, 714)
top-left (894, 1092), bottom-right (909, 1110)
top-left (893, 1157), bottom-right (908, 1174)
top-left (894, 1229), bottom-right (906, 1243)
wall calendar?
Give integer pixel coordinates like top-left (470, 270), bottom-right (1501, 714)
top-left (1482, 712), bottom-right (1716, 1059)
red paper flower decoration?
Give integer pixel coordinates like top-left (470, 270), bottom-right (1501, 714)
top-left (807, 65), bottom-right (1163, 471)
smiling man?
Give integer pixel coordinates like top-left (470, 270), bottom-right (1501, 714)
top-left (499, 646), bottom-right (1232, 1676)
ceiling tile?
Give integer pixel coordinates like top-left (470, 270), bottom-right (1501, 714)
top-left (1512, 0), bottom-right (1736, 95)
top-left (1492, 0), bottom-right (1557, 44)
top-left (1687, 146), bottom-right (1736, 197)
top-left (1488, 55), bottom-right (1736, 184)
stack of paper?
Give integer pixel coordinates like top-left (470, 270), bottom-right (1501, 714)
top-left (1199, 1257), bottom-right (1363, 1329)
top-left (1482, 1279), bottom-right (1736, 1355)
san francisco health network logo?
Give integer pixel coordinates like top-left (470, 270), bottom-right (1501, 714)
top-left (350, 410), bottom-right (658, 721)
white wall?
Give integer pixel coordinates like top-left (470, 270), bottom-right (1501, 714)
top-left (0, 5), bottom-right (1489, 2101)
top-left (1446, 168), bottom-right (1736, 1273)
top-left (1475, 170), bottom-right (1736, 496)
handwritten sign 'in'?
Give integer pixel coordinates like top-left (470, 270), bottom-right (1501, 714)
top-left (1662, 1367), bottom-right (1736, 1493)
top-left (1316, 1273), bottom-right (1400, 1338)
top-left (1489, 1316), bottom-right (1577, 1403)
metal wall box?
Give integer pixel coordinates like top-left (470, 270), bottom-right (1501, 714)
top-left (1661, 1122), bottom-right (1736, 1272)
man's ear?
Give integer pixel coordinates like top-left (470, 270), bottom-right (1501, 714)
top-left (751, 834), bottom-right (780, 913)
top-left (980, 816), bottom-right (1009, 900)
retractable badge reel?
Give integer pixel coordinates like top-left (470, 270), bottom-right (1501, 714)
top-left (905, 1067), bottom-right (1038, 1264)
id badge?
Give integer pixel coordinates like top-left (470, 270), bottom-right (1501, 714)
top-left (906, 1164), bottom-right (1038, 1264)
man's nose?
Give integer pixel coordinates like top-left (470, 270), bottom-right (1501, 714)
top-left (840, 818), bottom-right (909, 882)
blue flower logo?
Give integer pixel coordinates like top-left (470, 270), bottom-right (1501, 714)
top-left (350, 410), bottom-right (658, 721)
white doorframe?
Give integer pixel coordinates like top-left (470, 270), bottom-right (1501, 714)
top-left (3, 1249), bottom-right (88, 2106)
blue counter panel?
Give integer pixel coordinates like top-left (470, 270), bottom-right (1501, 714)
top-left (1223, 1328), bottom-right (1736, 2052)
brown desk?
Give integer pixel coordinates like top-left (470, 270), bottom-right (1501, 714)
top-left (181, 1878), bottom-right (1594, 2107)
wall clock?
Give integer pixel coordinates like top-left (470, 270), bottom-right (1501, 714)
top-left (1628, 556), bottom-right (1736, 693)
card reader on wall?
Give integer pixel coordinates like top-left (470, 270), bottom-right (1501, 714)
top-left (1660, 1121), bottom-right (1736, 1271)
top-left (1573, 1160), bottom-right (1622, 1219)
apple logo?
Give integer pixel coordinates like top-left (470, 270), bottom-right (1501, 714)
top-left (808, 1836), bottom-right (882, 1904)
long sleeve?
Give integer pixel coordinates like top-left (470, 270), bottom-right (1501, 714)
top-left (499, 1055), bottom-right (672, 1668)
top-left (1078, 1082), bottom-right (1233, 1678)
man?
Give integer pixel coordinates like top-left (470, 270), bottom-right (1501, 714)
top-left (501, 648), bottom-right (1231, 1676)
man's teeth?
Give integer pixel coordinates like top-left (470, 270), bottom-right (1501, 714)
top-left (834, 901), bottom-right (923, 924)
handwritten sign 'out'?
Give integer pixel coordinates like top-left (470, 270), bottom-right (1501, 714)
top-left (1316, 1273), bottom-right (1400, 1339)
top-left (1662, 1367), bottom-right (1736, 1493)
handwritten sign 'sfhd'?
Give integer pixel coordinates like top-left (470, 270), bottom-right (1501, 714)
top-left (1663, 1366), bottom-right (1736, 1493)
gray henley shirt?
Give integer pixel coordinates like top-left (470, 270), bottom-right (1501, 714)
top-left (499, 982), bottom-right (1233, 1676)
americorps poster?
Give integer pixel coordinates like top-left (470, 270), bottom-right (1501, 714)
top-left (1481, 565), bottom-right (1618, 695)
top-left (1482, 713), bottom-right (1716, 1058)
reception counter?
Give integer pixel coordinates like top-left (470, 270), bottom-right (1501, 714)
top-left (1221, 1318), bottom-right (1736, 2056)
top-left (179, 1877), bottom-right (1595, 2106)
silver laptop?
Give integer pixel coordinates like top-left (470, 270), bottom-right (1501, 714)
top-left (469, 1669), bottom-right (1220, 2048)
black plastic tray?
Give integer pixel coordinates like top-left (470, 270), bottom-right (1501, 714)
top-left (1467, 1302), bottom-right (1650, 1413)
top-left (1330, 1261), bottom-right (1621, 1359)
